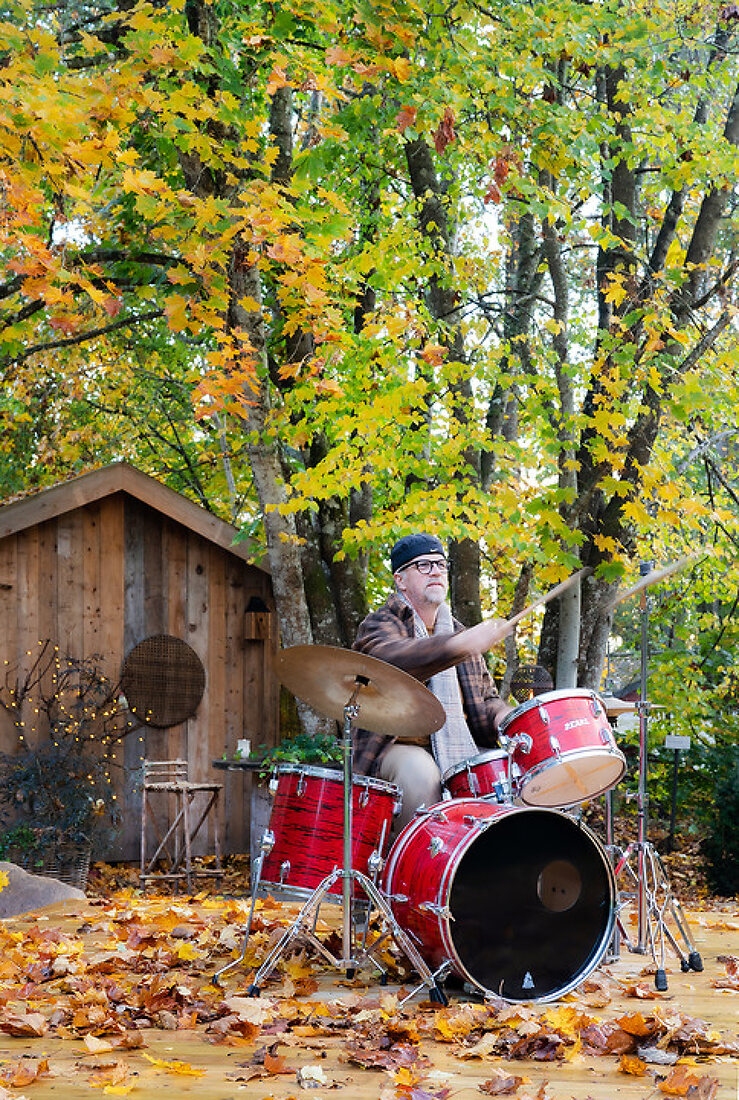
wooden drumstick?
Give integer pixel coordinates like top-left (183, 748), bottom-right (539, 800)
top-left (604, 553), bottom-right (701, 611)
top-left (482, 567), bottom-right (594, 648)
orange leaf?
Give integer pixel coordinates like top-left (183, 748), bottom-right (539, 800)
top-left (263, 1050), bottom-right (292, 1075)
top-left (433, 107), bottom-right (456, 154)
top-left (419, 343), bottom-right (446, 366)
top-left (325, 45), bottom-right (354, 66)
top-left (484, 180), bottom-right (501, 204)
top-left (619, 1054), bottom-right (648, 1076)
top-left (658, 1066), bottom-right (715, 1096)
top-left (0, 1057), bottom-right (49, 1087)
top-left (615, 1012), bottom-right (655, 1036)
top-left (0, 1010), bottom-right (48, 1037)
top-left (479, 1066), bottom-right (528, 1094)
top-left (395, 105), bottom-right (418, 132)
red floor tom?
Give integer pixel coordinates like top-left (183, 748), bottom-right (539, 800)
top-left (382, 797), bottom-right (615, 1002)
top-left (261, 764), bottom-right (401, 900)
top-left (443, 749), bottom-right (516, 803)
top-left (500, 689), bottom-right (626, 808)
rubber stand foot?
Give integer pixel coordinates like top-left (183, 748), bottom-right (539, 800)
top-left (346, 968), bottom-right (356, 979)
top-left (681, 959), bottom-right (691, 972)
top-left (655, 969), bottom-right (668, 991)
top-left (688, 951), bottom-right (703, 972)
top-left (380, 974), bottom-right (388, 986)
top-left (247, 984), bottom-right (260, 997)
top-left (429, 985), bottom-right (449, 1006)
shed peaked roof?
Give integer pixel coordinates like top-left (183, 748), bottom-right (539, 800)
top-left (0, 462), bottom-right (267, 569)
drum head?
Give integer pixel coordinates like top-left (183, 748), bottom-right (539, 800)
top-left (518, 750), bottom-right (625, 807)
top-left (448, 809), bottom-right (614, 1001)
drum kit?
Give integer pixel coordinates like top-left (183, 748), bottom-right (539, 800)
top-left (214, 557), bottom-right (703, 1004)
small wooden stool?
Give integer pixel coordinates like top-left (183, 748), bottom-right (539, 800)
top-left (140, 760), bottom-right (222, 892)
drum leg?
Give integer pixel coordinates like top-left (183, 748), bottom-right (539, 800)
top-left (602, 788), bottom-right (622, 963)
top-left (213, 829), bottom-right (273, 986)
top-left (612, 839), bottom-right (703, 986)
top-left (241, 865), bottom-right (448, 1004)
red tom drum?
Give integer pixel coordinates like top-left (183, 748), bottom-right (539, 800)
top-left (499, 689), bottom-right (626, 808)
top-left (382, 798), bottom-right (615, 1002)
top-left (260, 764), bottom-right (401, 900)
top-left (442, 749), bottom-right (515, 803)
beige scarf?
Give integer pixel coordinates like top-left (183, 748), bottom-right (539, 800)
top-left (402, 595), bottom-right (478, 774)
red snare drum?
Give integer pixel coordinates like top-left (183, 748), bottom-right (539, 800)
top-left (382, 798), bottom-right (615, 1003)
top-left (443, 749), bottom-right (515, 802)
top-left (260, 764), bottom-right (401, 900)
top-left (499, 689), bottom-right (626, 808)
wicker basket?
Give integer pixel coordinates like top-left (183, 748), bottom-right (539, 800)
top-left (3, 845), bottom-right (92, 891)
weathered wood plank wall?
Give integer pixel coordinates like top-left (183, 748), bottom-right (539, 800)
top-left (0, 489), bottom-right (279, 863)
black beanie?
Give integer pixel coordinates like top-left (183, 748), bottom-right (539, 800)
top-left (390, 533), bottom-right (445, 573)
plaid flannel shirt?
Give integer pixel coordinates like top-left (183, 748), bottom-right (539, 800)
top-left (351, 593), bottom-right (506, 775)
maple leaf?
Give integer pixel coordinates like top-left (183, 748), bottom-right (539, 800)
top-left (419, 343), bottom-right (446, 366)
top-left (266, 66), bottom-right (290, 94)
top-left (325, 45), bottom-right (354, 66)
top-left (0, 1057), bottom-right (50, 1088)
top-left (622, 982), bottom-right (665, 999)
top-left (712, 955), bottom-right (739, 989)
top-left (657, 1065), bottom-right (718, 1096)
top-left (433, 107), bottom-right (456, 155)
top-left (479, 1066), bottom-right (528, 1094)
top-left (619, 1054), bottom-right (648, 1076)
top-left (141, 1054), bottom-right (205, 1077)
top-left (484, 181), bottom-right (501, 204)
top-left (615, 1012), bottom-right (657, 1037)
top-left (433, 1003), bottom-right (487, 1040)
top-left (83, 1035), bottom-right (115, 1054)
top-left (393, 56), bottom-right (412, 82)
top-left (86, 1060), bottom-right (130, 1088)
top-left (263, 1049), bottom-right (292, 1074)
top-left (0, 1010), bottom-right (48, 1037)
top-left (396, 105), bottom-right (418, 133)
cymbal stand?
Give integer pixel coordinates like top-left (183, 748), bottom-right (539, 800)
top-left (609, 563), bottom-right (702, 989)
top-left (225, 679), bottom-right (448, 1004)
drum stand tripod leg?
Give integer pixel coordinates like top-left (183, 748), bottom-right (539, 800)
top-left (603, 787), bottom-right (623, 963)
top-left (613, 841), bottom-right (702, 987)
top-left (213, 829), bottom-right (274, 986)
top-left (606, 565), bottom-right (703, 989)
top-left (236, 688), bottom-right (448, 1005)
top-left (241, 865), bottom-right (447, 1003)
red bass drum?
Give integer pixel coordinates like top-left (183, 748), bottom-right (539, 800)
top-left (382, 798), bottom-right (615, 1003)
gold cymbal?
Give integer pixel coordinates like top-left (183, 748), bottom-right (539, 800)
top-left (276, 645), bottom-right (445, 742)
top-left (600, 695), bottom-right (637, 717)
top-left (600, 694), bottom-right (667, 717)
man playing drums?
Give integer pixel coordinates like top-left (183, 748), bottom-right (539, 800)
top-left (353, 533), bottom-right (513, 828)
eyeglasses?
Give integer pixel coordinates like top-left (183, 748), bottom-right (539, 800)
top-left (403, 558), bottom-right (448, 575)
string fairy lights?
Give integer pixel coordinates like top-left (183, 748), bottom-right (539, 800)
top-left (0, 640), bottom-right (138, 860)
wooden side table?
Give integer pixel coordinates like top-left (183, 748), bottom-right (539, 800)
top-left (212, 758), bottom-right (272, 867)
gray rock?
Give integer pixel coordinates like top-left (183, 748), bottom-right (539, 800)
top-left (0, 861), bottom-right (85, 918)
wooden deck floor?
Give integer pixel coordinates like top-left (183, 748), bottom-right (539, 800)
top-left (0, 890), bottom-right (736, 1099)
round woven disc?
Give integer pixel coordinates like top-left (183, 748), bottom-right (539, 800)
top-left (121, 634), bottom-right (205, 728)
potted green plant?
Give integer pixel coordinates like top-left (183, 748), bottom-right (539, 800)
top-left (243, 731), bottom-right (342, 867)
top-left (0, 642), bottom-right (134, 889)
top-left (253, 731), bottom-right (343, 777)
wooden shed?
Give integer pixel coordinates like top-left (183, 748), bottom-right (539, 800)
top-left (0, 462), bottom-right (280, 861)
